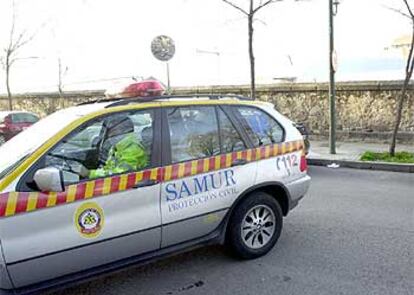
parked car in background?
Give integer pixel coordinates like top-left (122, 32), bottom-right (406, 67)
top-left (0, 111), bottom-right (39, 144)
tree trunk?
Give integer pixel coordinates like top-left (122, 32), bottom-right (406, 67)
top-left (389, 25), bottom-right (414, 156)
top-left (248, 14), bottom-right (255, 99)
top-left (389, 77), bottom-right (411, 156)
top-left (58, 58), bottom-right (65, 109)
top-left (5, 62), bottom-right (12, 111)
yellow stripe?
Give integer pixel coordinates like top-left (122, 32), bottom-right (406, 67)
top-left (265, 145), bottom-right (271, 159)
top-left (135, 172), bottom-right (143, 183)
top-left (66, 185), bottom-right (77, 203)
top-left (150, 168), bottom-right (158, 180)
top-left (102, 177), bottom-right (112, 195)
top-left (255, 148), bottom-right (261, 160)
top-left (47, 192), bottom-right (57, 207)
top-left (215, 156), bottom-right (221, 170)
top-left (119, 174), bottom-right (128, 191)
top-left (191, 161), bottom-right (198, 175)
top-left (236, 151), bottom-right (242, 160)
top-left (225, 153), bottom-right (232, 168)
top-left (164, 165), bottom-right (172, 181)
top-left (282, 143), bottom-right (287, 154)
top-left (5, 192), bottom-right (19, 216)
top-left (178, 164), bottom-right (186, 178)
top-left (273, 144), bottom-right (279, 156)
top-left (26, 192), bottom-right (39, 212)
top-left (203, 158), bottom-right (210, 173)
top-left (84, 181), bottom-right (96, 199)
top-left (246, 149), bottom-right (252, 161)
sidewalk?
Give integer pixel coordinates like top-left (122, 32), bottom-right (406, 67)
top-left (307, 140), bottom-right (414, 173)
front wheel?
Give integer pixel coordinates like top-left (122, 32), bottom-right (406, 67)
top-left (226, 192), bottom-right (283, 259)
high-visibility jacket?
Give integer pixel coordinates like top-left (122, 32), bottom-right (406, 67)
top-left (89, 133), bottom-right (148, 179)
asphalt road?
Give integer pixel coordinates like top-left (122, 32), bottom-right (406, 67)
top-left (52, 167), bottom-right (413, 295)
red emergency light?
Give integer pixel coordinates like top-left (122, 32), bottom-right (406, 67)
top-left (106, 79), bottom-right (166, 98)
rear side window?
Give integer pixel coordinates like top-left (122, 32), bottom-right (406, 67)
top-left (235, 106), bottom-right (284, 146)
top-left (167, 106), bottom-right (220, 163)
top-left (217, 108), bottom-right (246, 153)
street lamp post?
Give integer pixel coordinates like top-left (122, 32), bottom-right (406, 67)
top-left (329, 0), bottom-right (340, 154)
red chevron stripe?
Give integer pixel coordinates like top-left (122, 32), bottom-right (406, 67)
top-left (0, 194), bottom-right (8, 217)
top-left (56, 192), bottom-right (67, 205)
top-left (93, 178), bottom-right (105, 196)
top-left (36, 194), bottom-right (48, 209)
top-left (110, 176), bottom-right (120, 193)
top-left (15, 193), bottom-right (29, 213)
top-left (75, 183), bottom-right (87, 201)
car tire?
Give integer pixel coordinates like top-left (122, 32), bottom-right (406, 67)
top-left (226, 192), bottom-right (283, 259)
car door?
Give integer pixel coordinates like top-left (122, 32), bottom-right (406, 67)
top-left (0, 108), bottom-right (162, 288)
top-left (160, 105), bottom-right (257, 247)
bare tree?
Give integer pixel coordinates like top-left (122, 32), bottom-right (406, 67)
top-left (0, 1), bottom-right (36, 111)
top-left (222, 0), bottom-right (281, 99)
top-left (57, 57), bottom-right (69, 105)
top-left (389, 0), bottom-right (414, 156)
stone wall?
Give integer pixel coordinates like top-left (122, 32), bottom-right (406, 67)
top-left (1, 81), bottom-right (413, 143)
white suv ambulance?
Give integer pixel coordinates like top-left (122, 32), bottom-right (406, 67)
top-left (0, 94), bottom-right (310, 294)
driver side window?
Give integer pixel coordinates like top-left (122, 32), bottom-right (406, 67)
top-left (43, 110), bottom-right (154, 185)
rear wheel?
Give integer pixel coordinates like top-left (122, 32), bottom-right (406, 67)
top-left (226, 192), bottom-right (283, 259)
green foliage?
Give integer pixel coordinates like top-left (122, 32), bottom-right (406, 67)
top-left (360, 151), bottom-right (414, 163)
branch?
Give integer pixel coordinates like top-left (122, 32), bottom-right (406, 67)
top-left (253, 18), bottom-right (267, 26)
top-left (11, 31), bottom-right (35, 52)
top-left (383, 4), bottom-right (411, 20)
top-left (8, 0), bottom-right (17, 51)
top-left (222, 0), bottom-right (248, 16)
top-left (253, 0), bottom-right (280, 14)
top-left (407, 25), bottom-right (414, 77)
top-left (403, 0), bottom-right (414, 18)
top-left (8, 57), bottom-right (17, 67)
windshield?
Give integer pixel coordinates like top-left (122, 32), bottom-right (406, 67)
top-left (0, 104), bottom-right (108, 181)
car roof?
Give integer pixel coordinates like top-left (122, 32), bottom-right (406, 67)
top-left (79, 94), bottom-right (269, 110)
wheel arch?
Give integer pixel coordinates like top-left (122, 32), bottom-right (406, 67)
top-left (218, 182), bottom-right (291, 244)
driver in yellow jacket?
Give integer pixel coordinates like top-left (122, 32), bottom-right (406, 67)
top-left (81, 116), bottom-right (149, 179)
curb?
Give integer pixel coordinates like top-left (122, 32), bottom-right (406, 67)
top-left (307, 158), bottom-right (414, 173)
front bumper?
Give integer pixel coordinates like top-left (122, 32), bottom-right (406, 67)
top-left (286, 175), bottom-right (311, 211)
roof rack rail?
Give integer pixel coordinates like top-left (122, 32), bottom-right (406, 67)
top-left (104, 94), bottom-right (253, 108)
top-left (76, 97), bottom-right (125, 106)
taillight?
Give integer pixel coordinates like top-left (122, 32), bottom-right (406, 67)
top-left (300, 154), bottom-right (308, 172)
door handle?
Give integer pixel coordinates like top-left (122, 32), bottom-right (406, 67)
top-left (132, 179), bottom-right (159, 189)
top-left (231, 159), bottom-right (248, 167)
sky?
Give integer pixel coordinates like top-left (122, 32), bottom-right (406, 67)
top-left (0, 0), bottom-right (411, 94)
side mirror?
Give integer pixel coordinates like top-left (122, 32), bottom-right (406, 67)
top-left (33, 167), bottom-right (65, 192)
